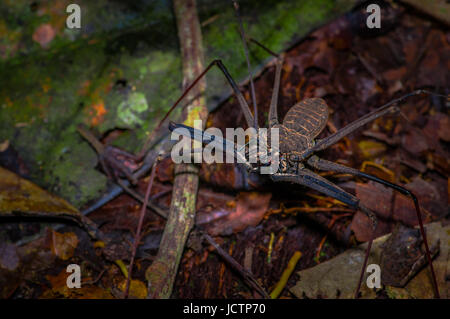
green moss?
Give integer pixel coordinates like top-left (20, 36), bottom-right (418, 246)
top-left (0, 0), bottom-right (357, 208)
top-left (0, 39), bottom-right (112, 206)
top-left (105, 48), bottom-right (183, 152)
top-left (41, 138), bottom-right (107, 205)
top-left (117, 92), bottom-right (148, 127)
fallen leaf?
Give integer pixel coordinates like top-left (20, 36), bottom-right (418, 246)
top-left (42, 268), bottom-right (113, 299)
top-left (382, 67), bottom-right (407, 83)
top-left (14, 230), bottom-right (56, 283)
top-left (351, 182), bottom-right (393, 242)
top-left (398, 149), bottom-right (427, 173)
top-left (422, 112), bottom-right (450, 145)
top-left (380, 224), bottom-right (438, 287)
top-left (0, 242), bottom-right (20, 271)
top-left (399, 0), bottom-right (450, 27)
top-left (0, 166), bottom-right (98, 236)
top-left (290, 242), bottom-right (378, 299)
top-left (431, 152), bottom-right (450, 176)
top-left (0, 268), bottom-right (21, 298)
top-left (118, 278), bottom-right (147, 299)
top-left (50, 231), bottom-right (79, 261)
top-left (383, 222), bottom-right (448, 299)
top-left (358, 140), bottom-right (387, 159)
top-left (46, 268), bottom-right (71, 290)
top-left (401, 128), bottom-right (429, 154)
top-left (290, 222), bottom-right (446, 299)
top-left (393, 177), bottom-right (446, 225)
top-left (205, 192), bottom-right (271, 236)
top-left (415, 30), bottom-right (449, 88)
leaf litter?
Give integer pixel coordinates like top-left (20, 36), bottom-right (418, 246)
top-left (0, 2), bottom-right (449, 299)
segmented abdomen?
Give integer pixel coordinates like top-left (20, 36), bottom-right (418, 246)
top-left (282, 98), bottom-right (329, 139)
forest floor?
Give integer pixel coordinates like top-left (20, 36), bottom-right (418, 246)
top-left (0, 2), bottom-right (448, 299)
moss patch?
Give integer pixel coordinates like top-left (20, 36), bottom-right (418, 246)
top-left (0, 0), bottom-right (357, 208)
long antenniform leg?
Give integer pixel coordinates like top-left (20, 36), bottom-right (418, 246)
top-left (137, 59), bottom-right (257, 161)
top-left (258, 39), bottom-right (381, 297)
top-left (301, 90), bottom-right (448, 160)
top-left (232, 0), bottom-right (258, 129)
top-left (148, 0), bottom-right (269, 153)
top-left (306, 155), bottom-right (440, 298)
top-left (271, 169), bottom-right (378, 298)
top-left (242, 36), bottom-right (284, 129)
top-left (268, 57), bottom-right (283, 128)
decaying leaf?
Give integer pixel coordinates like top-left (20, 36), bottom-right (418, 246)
top-left (351, 176), bottom-right (447, 242)
top-left (351, 182), bottom-right (393, 242)
top-left (401, 128), bottom-right (429, 154)
top-left (0, 228), bottom-right (82, 298)
top-left (42, 269), bottom-right (113, 299)
top-left (380, 224), bottom-right (439, 287)
top-left (204, 192), bottom-right (272, 236)
top-left (118, 278), bottom-right (148, 299)
top-left (0, 242), bottom-right (20, 271)
top-left (50, 230), bottom-right (79, 261)
top-left (0, 166), bottom-right (99, 238)
top-left (385, 222), bottom-right (449, 298)
top-left (358, 140), bottom-right (387, 159)
top-left (423, 112), bottom-right (450, 145)
top-left (399, 0), bottom-right (450, 26)
top-left (393, 177), bottom-right (446, 225)
top-left (290, 222), bottom-right (447, 299)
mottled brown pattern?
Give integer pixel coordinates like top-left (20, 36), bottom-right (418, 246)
top-left (380, 224), bottom-right (434, 287)
top-left (282, 98), bottom-right (329, 139)
top-left (274, 124), bottom-right (310, 153)
top-left (273, 98), bottom-right (329, 153)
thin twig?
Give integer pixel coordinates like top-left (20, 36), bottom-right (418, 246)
top-left (200, 229), bottom-right (270, 298)
top-left (77, 126), bottom-right (267, 297)
top-left (269, 251), bottom-right (302, 299)
top-left (124, 160), bottom-right (158, 299)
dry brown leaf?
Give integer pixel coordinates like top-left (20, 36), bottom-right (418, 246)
top-left (205, 192), bottom-right (272, 236)
top-left (50, 230), bottom-right (79, 261)
top-left (42, 269), bottom-right (114, 299)
top-left (118, 278), bottom-right (147, 299)
top-left (399, 0), bottom-right (449, 27)
top-left (423, 112), bottom-right (450, 144)
top-left (0, 242), bottom-right (20, 271)
top-left (290, 222), bottom-right (447, 299)
top-left (0, 166), bottom-right (96, 233)
top-left (358, 140), bottom-right (387, 159)
top-left (351, 182), bottom-right (393, 242)
top-left (393, 177), bottom-right (446, 225)
top-left (401, 128), bottom-right (429, 154)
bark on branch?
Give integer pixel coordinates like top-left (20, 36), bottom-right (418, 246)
top-left (145, 0), bottom-right (208, 298)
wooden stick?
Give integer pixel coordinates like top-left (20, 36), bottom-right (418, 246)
top-left (145, 0), bottom-right (208, 299)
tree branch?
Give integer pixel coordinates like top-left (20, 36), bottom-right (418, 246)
top-left (145, 0), bottom-right (208, 298)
